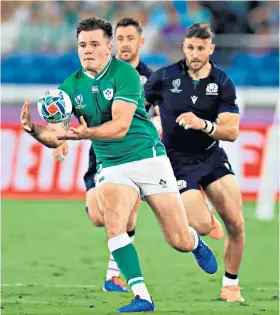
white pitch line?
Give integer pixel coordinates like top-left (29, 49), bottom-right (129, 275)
top-left (1, 283), bottom-right (96, 288)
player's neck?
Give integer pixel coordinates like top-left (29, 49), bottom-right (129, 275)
top-left (188, 61), bottom-right (212, 80)
top-left (129, 56), bottom-right (140, 69)
top-left (86, 55), bottom-right (111, 77)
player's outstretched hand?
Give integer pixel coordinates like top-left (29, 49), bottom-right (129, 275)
top-left (57, 116), bottom-right (89, 140)
top-left (20, 99), bottom-right (34, 132)
top-left (176, 112), bottom-right (205, 130)
top-left (53, 141), bottom-right (69, 161)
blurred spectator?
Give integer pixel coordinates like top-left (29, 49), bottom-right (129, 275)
top-left (155, 4), bottom-right (185, 59)
top-left (179, 1), bottom-right (213, 28)
top-left (249, 1), bottom-right (279, 35)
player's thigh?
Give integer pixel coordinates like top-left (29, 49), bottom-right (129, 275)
top-left (205, 174), bottom-right (243, 229)
top-left (145, 192), bottom-right (193, 251)
top-left (96, 183), bottom-right (139, 238)
top-left (181, 189), bottom-right (212, 232)
top-left (86, 188), bottom-right (104, 227)
top-left (127, 198), bottom-right (141, 232)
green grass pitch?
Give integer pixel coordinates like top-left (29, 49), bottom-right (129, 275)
top-left (1, 200), bottom-right (279, 315)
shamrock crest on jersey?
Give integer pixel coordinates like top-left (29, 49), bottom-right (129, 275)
top-left (103, 88), bottom-right (114, 100)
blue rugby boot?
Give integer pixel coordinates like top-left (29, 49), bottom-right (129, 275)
top-left (117, 295), bottom-right (155, 313)
top-left (103, 277), bottom-right (129, 292)
top-left (192, 235), bottom-right (218, 274)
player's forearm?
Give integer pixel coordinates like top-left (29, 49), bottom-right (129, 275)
top-left (210, 123), bottom-right (239, 142)
top-left (87, 119), bottom-right (129, 139)
top-left (28, 123), bottom-right (64, 148)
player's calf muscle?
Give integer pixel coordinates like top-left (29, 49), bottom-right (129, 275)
top-left (97, 184), bottom-right (138, 238)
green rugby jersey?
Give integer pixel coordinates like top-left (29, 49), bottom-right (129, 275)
top-left (59, 57), bottom-right (165, 167)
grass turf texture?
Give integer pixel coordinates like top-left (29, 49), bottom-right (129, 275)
top-left (2, 200), bottom-right (279, 315)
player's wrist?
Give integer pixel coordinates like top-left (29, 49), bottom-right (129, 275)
top-left (23, 122), bottom-right (36, 134)
top-left (201, 120), bottom-right (216, 136)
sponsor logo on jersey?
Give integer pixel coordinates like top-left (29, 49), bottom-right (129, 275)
top-left (170, 78), bottom-right (182, 93)
top-left (103, 88), bottom-right (114, 100)
top-left (74, 94), bottom-right (86, 109)
top-left (191, 95), bottom-right (198, 104)
top-left (177, 180), bottom-right (187, 191)
top-left (140, 75), bottom-right (147, 85)
top-left (92, 86), bottom-right (99, 93)
top-left (206, 83), bottom-right (218, 95)
top-left (159, 179), bottom-right (168, 188)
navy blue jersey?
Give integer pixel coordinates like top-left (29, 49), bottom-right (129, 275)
top-left (145, 59), bottom-right (239, 161)
top-left (84, 60), bottom-right (153, 191)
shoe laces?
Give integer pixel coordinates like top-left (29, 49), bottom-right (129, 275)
top-left (193, 239), bottom-right (211, 261)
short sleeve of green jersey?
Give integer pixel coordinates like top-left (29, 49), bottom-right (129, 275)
top-left (113, 64), bottom-right (141, 106)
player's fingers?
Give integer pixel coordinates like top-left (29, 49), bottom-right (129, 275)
top-left (69, 127), bottom-right (80, 134)
top-left (178, 118), bottom-right (186, 126)
top-left (63, 142), bottom-right (69, 155)
top-left (176, 113), bottom-right (189, 123)
top-left (80, 116), bottom-right (87, 126)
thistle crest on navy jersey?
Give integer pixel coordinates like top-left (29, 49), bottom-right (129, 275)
top-left (206, 83), bottom-right (218, 95)
top-left (140, 75), bottom-right (148, 85)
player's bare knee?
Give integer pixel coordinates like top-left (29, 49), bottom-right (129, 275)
top-left (90, 214), bottom-right (104, 227)
top-left (167, 234), bottom-right (193, 253)
top-left (226, 217), bottom-right (245, 240)
top-left (191, 219), bottom-right (212, 236)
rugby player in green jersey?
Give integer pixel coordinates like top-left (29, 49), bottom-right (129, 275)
top-left (20, 17), bottom-right (217, 313)
top-left (53, 17), bottom-right (155, 293)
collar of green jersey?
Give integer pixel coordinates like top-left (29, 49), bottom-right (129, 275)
top-left (84, 57), bottom-right (112, 80)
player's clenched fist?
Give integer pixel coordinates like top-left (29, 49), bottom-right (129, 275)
top-left (176, 112), bottom-right (205, 130)
top-left (53, 141), bottom-right (69, 161)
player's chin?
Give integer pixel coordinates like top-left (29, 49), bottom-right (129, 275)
top-left (121, 53), bottom-right (132, 60)
top-left (190, 62), bottom-right (203, 71)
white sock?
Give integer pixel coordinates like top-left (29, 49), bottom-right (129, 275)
top-left (105, 254), bottom-right (121, 280)
top-left (189, 227), bottom-right (199, 250)
top-left (223, 275), bottom-right (239, 286)
top-left (129, 281), bottom-right (152, 303)
top-left (129, 234), bottom-right (135, 243)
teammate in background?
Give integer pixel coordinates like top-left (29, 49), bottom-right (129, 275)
top-left (145, 22), bottom-right (245, 302)
top-left (53, 18), bottom-right (157, 293)
top-left (21, 17), bottom-right (218, 313)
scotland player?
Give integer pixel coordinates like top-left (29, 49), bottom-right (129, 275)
top-left (145, 23), bottom-right (245, 302)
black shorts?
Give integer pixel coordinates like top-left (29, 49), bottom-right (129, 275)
top-left (83, 167), bottom-right (97, 191)
top-left (84, 147), bottom-right (97, 191)
top-left (169, 144), bottom-right (234, 194)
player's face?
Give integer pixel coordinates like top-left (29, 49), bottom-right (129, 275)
top-left (183, 37), bottom-right (215, 71)
top-left (115, 26), bottom-right (144, 63)
top-left (78, 30), bottom-right (112, 73)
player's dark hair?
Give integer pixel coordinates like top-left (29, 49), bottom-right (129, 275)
top-left (115, 17), bottom-right (143, 34)
top-left (76, 16), bottom-right (113, 39)
top-left (185, 23), bottom-right (215, 40)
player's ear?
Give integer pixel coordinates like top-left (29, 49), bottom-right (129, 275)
top-left (182, 41), bottom-right (187, 55)
top-left (139, 37), bottom-right (145, 48)
top-left (107, 43), bottom-right (113, 55)
top-left (209, 43), bottom-right (215, 56)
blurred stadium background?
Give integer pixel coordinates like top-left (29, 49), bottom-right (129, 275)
top-left (1, 1), bottom-right (279, 315)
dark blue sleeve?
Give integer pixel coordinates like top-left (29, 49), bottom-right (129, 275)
top-left (218, 77), bottom-right (239, 114)
top-left (144, 70), bottom-right (163, 104)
